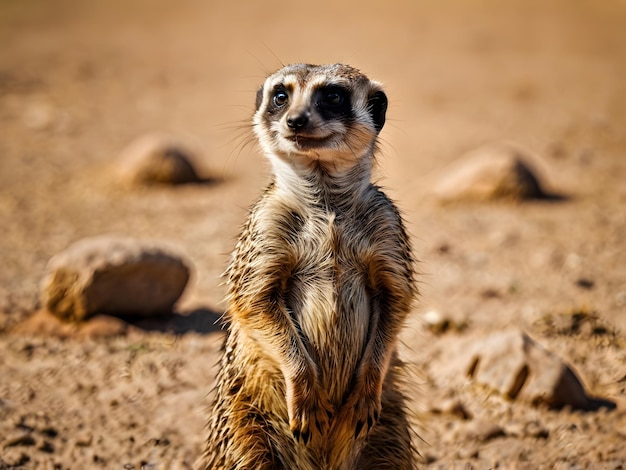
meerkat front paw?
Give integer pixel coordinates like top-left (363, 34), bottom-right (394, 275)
top-left (288, 385), bottom-right (334, 445)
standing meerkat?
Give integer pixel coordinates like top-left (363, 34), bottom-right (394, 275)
top-left (203, 63), bottom-right (417, 470)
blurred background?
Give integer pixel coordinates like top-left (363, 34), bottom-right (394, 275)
top-left (1, 0), bottom-right (625, 468)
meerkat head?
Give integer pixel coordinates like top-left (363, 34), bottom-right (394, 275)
top-left (253, 63), bottom-right (387, 174)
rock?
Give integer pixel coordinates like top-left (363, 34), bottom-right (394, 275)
top-left (13, 309), bottom-right (136, 338)
top-left (422, 310), bottom-right (449, 334)
top-left (0, 449), bottom-right (29, 467)
top-left (117, 134), bottom-right (202, 186)
top-left (433, 143), bottom-right (549, 202)
top-left (429, 397), bottom-right (473, 420)
top-left (74, 431), bottom-right (93, 447)
top-left (422, 310), bottom-right (467, 334)
top-left (11, 309), bottom-right (75, 338)
top-left (464, 330), bottom-right (596, 409)
top-left (3, 432), bottom-right (36, 448)
top-left (76, 314), bottom-right (133, 338)
top-left (41, 236), bottom-right (191, 322)
top-left (523, 421), bottom-right (550, 439)
top-left (465, 421), bottom-right (506, 442)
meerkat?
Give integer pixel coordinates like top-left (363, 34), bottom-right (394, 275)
top-left (203, 63), bottom-right (417, 470)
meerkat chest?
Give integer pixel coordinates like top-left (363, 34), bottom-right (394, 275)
top-left (285, 209), bottom-right (371, 378)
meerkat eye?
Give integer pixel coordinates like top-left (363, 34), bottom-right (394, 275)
top-left (273, 91), bottom-right (288, 107)
top-left (324, 91), bottom-right (344, 106)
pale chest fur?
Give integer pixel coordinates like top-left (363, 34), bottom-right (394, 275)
top-left (292, 209), bottom-right (370, 403)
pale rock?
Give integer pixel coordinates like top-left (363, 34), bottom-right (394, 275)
top-left (429, 397), bottom-right (473, 420)
top-left (3, 432), bottom-right (36, 448)
top-left (117, 134), bottom-right (202, 186)
top-left (433, 143), bottom-right (548, 202)
top-left (14, 309), bottom-right (134, 339)
top-left (0, 448), bottom-right (29, 467)
top-left (523, 420), bottom-right (550, 439)
top-left (423, 310), bottom-right (448, 334)
top-left (465, 330), bottom-right (593, 409)
top-left (41, 236), bottom-right (191, 322)
top-left (464, 421), bottom-right (506, 442)
top-left (422, 310), bottom-right (467, 334)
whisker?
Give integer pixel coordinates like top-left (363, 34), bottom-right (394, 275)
top-left (261, 43), bottom-right (285, 70)
top-left (214, 116), bottom-right (258, 174)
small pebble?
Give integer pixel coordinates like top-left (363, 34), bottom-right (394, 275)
top-left (3, 432), bottom-right (36, 448)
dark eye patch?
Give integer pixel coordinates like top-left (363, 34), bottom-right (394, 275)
top-left (314, 85), bottom-right (353, 121)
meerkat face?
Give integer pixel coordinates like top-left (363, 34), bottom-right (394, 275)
top-left (253, 64), bottom-right (387, 171)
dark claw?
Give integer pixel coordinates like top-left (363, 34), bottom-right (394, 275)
top-left (302, 429), bottom-right (310, 445)
top-left (354, 420), bottom-right (364, 439)
top-left (367, 415), bottom-right (373, 430)
top-left (293, 429), bottom-right (300, 442)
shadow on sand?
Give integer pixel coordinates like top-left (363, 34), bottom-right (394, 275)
top-left (128, 307), bottom-right (225, 335)
top-left (11, 307), bottom-right (226, 339)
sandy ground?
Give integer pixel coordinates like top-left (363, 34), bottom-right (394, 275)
top-left (1, 0), bottom-right (625, 468)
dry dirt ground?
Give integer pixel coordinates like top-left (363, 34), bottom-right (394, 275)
top-left (1, 0), bottom-right (626, 468)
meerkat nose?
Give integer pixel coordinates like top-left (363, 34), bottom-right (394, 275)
top-left (286, 113), bottom-right (309, 130)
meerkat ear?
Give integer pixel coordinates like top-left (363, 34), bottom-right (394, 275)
top-left (255, 86), bottom-right (264, 111)
top-left (367, 90), bottom-right (388, 133)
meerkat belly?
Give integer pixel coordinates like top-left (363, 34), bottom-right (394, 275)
top-left (288, 221), bottom-right (370, 403)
